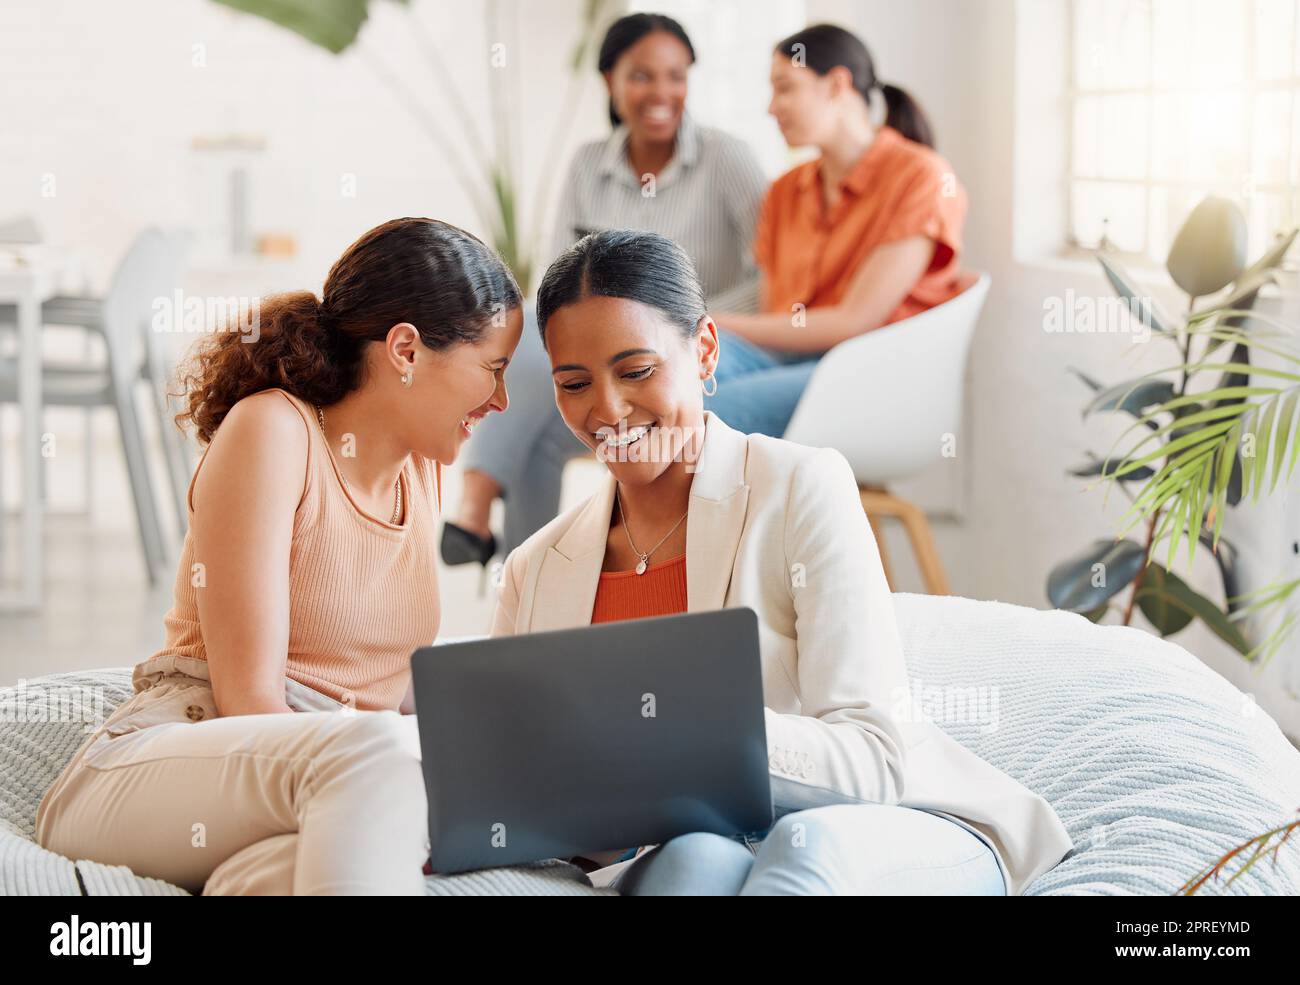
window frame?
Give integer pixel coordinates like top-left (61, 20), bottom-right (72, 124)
top-left (1065, 0), bottom-right (1299, 266)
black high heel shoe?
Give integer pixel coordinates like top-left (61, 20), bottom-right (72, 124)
top-left (440, 521), bottom-right (497, 567)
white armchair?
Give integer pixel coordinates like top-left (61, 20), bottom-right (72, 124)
top-left (783, 272), bottom-right (991, 594)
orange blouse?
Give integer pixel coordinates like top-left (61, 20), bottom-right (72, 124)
top-left (590, 553), bottom-right (688, 623)
top-left (753, 125), bottom-right (968, 326)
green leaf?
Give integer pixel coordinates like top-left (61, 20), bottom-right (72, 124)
top-left (1199, 528), bottom-right (1240, 611)
top-left (1161, 386), bottom-right (1277, 412)
top-left (1210, 420), bottom-right (1242, 544)
top-left (1097, 253), bottom-right (1173, 335)
top-left (1198, 267), bottom-right (1277, 338)
top-left (211, 0), bottom-right (392, 54)
top-left (1190, 450), bottom-right (1213, 566)
top-left (1082, 602), bottom-right (1110, 623)
top-left (1186, 362), bottom-right (1300, 384)
top-left (1135, 564), bottom-right (1195, 636)
top-left (1269, 390), bottom-right (1300, 493)
top-left (1242, 399), bottom-right (1278, 503)
top-left (1234, 227), bottom-right (1298, 286)
top-left (1083, 377), bottom-right (1175, 422)
top-left (1047, 540), bottom-right (1146, 612)
top-left (1133, 565), bottom-right (1253, 655)
top-left (1068, 455), bottom-right (1154, 481)
top-left (1115, 418), bottom-right (1238, 474)
top-left (1165, 475), bottom-right (1193, 569)
top-left (1147, 401), bottom-right (1253, 443)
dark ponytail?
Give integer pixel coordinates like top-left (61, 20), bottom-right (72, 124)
top-left (536, 229), bottom-right (706, 344)
top-left (878, 83), bottom-right (934, 150)
top-left (775, 23), bottom-right (935, 149)
top-left (597, 13), bottom-right (696, 128)
top-left (175, 217), bottom-right (521, 444)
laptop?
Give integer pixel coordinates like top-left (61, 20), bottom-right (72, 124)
top-left (410, 608), bottom-right (773, 874)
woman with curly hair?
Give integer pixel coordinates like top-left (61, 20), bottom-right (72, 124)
top-left (34, 217), bottom-right (523, 895)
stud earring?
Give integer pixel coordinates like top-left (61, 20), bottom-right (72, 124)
top-left (402, 371), bottom-right (413, 388)
top-left (701, 373), bottom-right (717, 397)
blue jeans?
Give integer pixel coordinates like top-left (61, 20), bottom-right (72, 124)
top-left (704, 329), bottom-right (824, 438)
top-left (610, 804), bottom-right (1007, 896)
top-left (461, 305), bottom-right (825, 555)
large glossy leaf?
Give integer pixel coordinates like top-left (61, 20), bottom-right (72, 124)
top-left (1083, 602), bottom-right (1110, 623)
top-left (1132, 564), bottom-right (1253, 655)
top-left (1166, 196), bottom-right (1247, 297)
top-left (1083, 377), bottom-right (1175, 424)
top-left (1068, 454), bottom-right (1154, 481)
top-left (1270, 390), bottom-right (1300, 493)
top-left (212, 0), bottom-right (405, 54)
top-left (1199, 528), bottom-right (1240, 614)
top-left (1135, 564), bottom-right (1195, 636)
top-left (1047, 539), bottom-right (1146, 612)
top-left (1097, 254), bottom-right (1174, 335)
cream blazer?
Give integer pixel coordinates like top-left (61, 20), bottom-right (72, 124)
top-left (489, 411), bottom-right (1073, 894)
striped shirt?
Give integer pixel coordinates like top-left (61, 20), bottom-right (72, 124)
top-left (548, 110), bottom-right (768, 312)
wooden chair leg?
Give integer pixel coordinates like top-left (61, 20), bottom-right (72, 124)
top-left (858, 487), bottom-right (896, 592)
top-left (859, 486), bottom-right (950, 596)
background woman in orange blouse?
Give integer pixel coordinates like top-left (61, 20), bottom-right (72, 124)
top-left (705, 22), bottom-right (969, 438)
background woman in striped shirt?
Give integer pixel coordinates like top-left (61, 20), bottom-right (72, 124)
top-left (442, 12), bottom-right (768, 567)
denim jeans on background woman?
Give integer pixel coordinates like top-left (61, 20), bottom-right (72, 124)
top-left (611, 803), bottom-right (1007, 896)
top-left (460, 304), bottom-right (827, 555)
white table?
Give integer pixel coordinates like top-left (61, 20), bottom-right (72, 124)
top-left (0, 255), bottom-right (60, 611)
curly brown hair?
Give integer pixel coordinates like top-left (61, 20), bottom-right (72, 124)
top-left (173, 217), bottom-right (521, 444)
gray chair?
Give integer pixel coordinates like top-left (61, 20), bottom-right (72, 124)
top-left (0, 229), bottom-right (192, 586)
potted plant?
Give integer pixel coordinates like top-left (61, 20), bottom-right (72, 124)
top-left (1048, 196), bottom-right (1299, 664)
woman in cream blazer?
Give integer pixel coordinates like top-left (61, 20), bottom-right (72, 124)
top-left (490, 229), bottom-right (1073, 895)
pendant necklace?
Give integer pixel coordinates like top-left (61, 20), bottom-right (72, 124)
top-left (615, 485), bottom-right (687, 575)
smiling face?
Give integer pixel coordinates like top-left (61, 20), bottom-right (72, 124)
top-left (604, 30), bottom-right (692, 144)
top-left (545, 294), bottom-right (718, 489)
top-left (768, 52), bottom-right (846, 148)
top-left (391, 305), bottom-right (524, 465)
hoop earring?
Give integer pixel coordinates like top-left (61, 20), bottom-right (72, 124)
top-left (401, 371), bottom-right (413, 388)
top-left (701, 373), bottom-right (718, 397)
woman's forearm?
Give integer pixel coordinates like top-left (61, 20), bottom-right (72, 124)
top-left (713, 306), bottom-right (879, 352)
top-left (719, 235), bottom-right (936, 351)
top-left (214, 686), bottom-right (294, 717)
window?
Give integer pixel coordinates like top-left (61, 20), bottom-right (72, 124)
top-left (1069, 0), bottom-right (1299, 262)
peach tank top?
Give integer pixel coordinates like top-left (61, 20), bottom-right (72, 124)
top-left (138, 388), bottom-right (442, 711)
